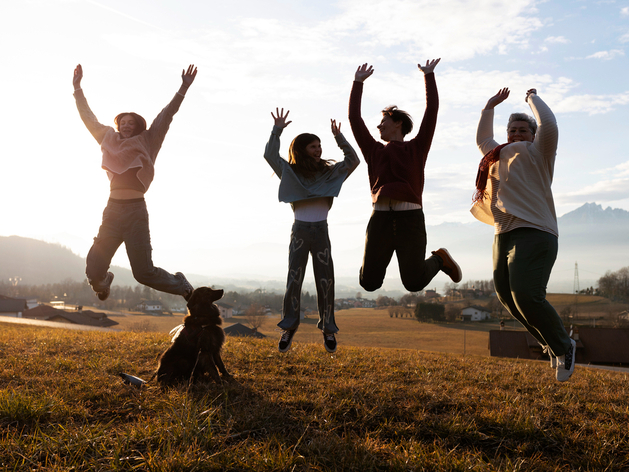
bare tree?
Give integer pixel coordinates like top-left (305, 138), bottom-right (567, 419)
top-left (246, 303), bottom-right (266, 332)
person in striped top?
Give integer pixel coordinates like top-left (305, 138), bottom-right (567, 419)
top-left (472, 88), bottom-right (576, 382)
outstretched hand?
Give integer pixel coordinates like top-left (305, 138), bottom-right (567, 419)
top-left (355, 63), bottom-right (374, 83)
top-left (418, 58), bottom-right (440, 74)
top-left (73, 64), bottom-right (83, 90)
top-left (525, 88), bottom-right (537, 102)
top-left (181, 64), bottom-right (197, 89)
top-left (331, 119), bottom-right (341, 137)
top-left (485, 88), bottom-right (510, 110)
top-left (271, 108), bottom-right (292, 128)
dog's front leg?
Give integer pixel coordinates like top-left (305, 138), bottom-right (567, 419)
top-left (213, 353), bottom-right (233, 382)
top-left (195, 350), bottom-right (221, 384)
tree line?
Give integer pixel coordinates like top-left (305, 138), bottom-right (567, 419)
top-left (597, 266), bottom-right (629, 301)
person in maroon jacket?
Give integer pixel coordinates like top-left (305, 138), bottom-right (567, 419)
top-left (349, 60), bottom-right (462, 292)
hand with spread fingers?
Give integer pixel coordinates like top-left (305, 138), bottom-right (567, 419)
top-left (485, 87), bottom-right (510, 110)
top-left (271, 108), bottom-right (292, 129)
top-left (418, 58), bottom-right (441, 74)
top-left (354, 63), bottom-right (374, 83)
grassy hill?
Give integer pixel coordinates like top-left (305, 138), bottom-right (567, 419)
top-left (1, 323), bottom-right (627, 470)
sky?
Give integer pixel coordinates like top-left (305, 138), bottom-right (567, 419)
top-left (1, 0), bottom-right (628, 293)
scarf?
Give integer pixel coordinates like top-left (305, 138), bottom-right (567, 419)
top-left (472, 143), bottom-right (509, 204)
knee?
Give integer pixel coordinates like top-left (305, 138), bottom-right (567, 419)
top-left (359, 274), bottom-right (382, 292)
top-left (402, 280), bottom-right (426, 293)
top-left (511, 289), bottom-right (544, 311)
top-left (132, 267), bottom-right (156, 284)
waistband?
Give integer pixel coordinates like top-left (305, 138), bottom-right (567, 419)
top-left (293, 219), bottom-right (328, 228)
top-left (108, 197), bottom-right (146, 204)
top-left (371, 208), bottom-right (424, 218)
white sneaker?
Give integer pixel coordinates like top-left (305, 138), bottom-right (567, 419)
top-left (556, 339), bottom-right (576, 382)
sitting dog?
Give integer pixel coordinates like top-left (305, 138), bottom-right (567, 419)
top-left (155, 287), bottom-right (232, 386)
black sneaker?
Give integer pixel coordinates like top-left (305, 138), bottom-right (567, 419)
top-left (175, 272), bottom-right (194, 301)
top-left (323, 332), bottom-right (337, 353)
top-left (278, 328), bottom-right (297, 353)
top-left (94, 272), bottom-right (114, 301)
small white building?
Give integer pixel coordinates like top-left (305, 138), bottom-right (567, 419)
top-left (461, 305), bottom-right (491, 321)
top-left (137, 300), bottom-right (163, 312)
top-left (216, 302), bottom-right (233, 319)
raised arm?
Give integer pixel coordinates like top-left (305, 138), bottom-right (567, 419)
top-left (527, 90), bottom-right (558, 162)
top-left (476, 88), bottom-right (507, 154)
top-left (73, 64), bottom-right (110, 144)
top-left (145, 65), bottom-right (197, 153)
top-left (331, 119), bottom-right (360, 176)
top-left (411, 59), bottom-right (440, 147)
top-left (263, 108), bottom-right (292, 177)
top-left (178, 64), bottom-right (197, 97)
top-left (348, 64), bottom-right (378, 160)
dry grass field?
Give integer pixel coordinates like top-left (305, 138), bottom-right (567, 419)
top-left (111, 307), bottom-right (499, 357)
top-left (1, 323), bottom-right (628, 471)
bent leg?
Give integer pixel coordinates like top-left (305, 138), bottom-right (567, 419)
top-left (492, 232), bottom-right (546, 346)
top-left (278, 223), bottom-right (310, 331)
top-left (123, 202), bottom-right (188, 296)
top-left (507, 229), bottom-right (571, 356)
top-left (396, 210), bottom-right (441, 292)
top-left (359, 211), bottom-right (395, 291)
top-left (86, 203), bottom-right (123, 290)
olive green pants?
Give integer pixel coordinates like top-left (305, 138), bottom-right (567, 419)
top-left (493, 228), bottom-right (572, 357)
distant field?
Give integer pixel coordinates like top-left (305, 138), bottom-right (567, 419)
top-left (111, 307), bottom-right (511, 357)
top-left (100, 292), bottom-right (623, 357)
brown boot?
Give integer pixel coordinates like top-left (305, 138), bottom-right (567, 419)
top-left (431, 248), bottom-right (462, 283)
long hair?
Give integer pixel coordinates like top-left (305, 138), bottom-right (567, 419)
top-left (114, 112), bottom-right (147, 137)
top-left (288, 133), bottom-right (334, 179)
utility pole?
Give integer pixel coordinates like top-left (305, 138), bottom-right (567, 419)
top-left (573, 262), bottom-right (580, 319)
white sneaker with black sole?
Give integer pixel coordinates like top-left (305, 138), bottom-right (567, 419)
top-left (556, 338), bottom-right (576, 382)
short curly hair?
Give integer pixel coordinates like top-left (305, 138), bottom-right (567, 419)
top-left (507, 113), bottom-right (537, 136)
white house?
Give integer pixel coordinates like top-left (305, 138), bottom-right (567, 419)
top-left (216, 302), bottom-right (233, 319)
top-left (461, 306), bottom-right (491, 321)
top-left (137, 300), bottom-right (163, 312)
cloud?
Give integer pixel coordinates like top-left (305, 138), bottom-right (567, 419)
top-left (545, 36), bottom-right (570, 44)
top-left (553, 92), bottom-right (629, 115)
top-left (557, 178), bottom-right (629, 205)
top-left (334, 0), bottom-right (543, 61)
top-left (621, 7), bottom-right (629, 16)
top-left (592, 161), bottom-right (629, 178)
top-left (620, 32), bottom-right (629, 43)
top-left (586, 49), bottom-right (625, 60)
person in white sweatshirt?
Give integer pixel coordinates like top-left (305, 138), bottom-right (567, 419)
top-left (471, 87), bottom-right (576, 382)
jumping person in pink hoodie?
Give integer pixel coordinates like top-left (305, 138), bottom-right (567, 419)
top-left (73, 64), bottom-right (196, 302)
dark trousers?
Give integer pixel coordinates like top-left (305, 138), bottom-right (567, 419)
top-left (493, 227), bottom-right (572, 356)
top-left (360, 209), bottom-right (441, 292)
top-left (278, 220), bottom-right (338, 334)
top-left (86, 199), bottom-right (187, 296)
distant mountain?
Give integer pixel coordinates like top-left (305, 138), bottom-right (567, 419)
top-left (559, 202), bottom-right (629, 225)
top-left (0, 236), bottom-right (136, 286)
top-left (2, 203), bottom-right (628, 295)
